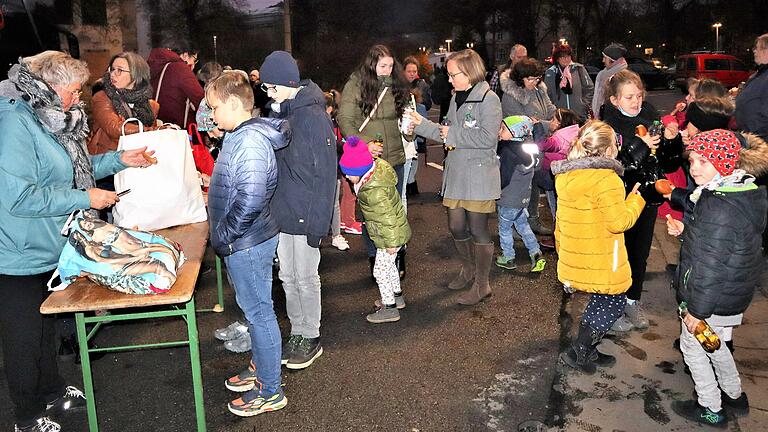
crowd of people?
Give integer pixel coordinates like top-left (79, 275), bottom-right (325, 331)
top-left (1, 32), bottom-right (768, 430)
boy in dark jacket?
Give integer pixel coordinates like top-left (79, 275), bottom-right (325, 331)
top-left (496, 116), bottom-right (546, 273)
top-left (340, 136), bottom-right (411, 323)
top-left (666, 129), bottom-right (768, 427)
top-left (206, 72), bottom-right (290, 417)
top-left (261, 51), bottom-right (338, 371)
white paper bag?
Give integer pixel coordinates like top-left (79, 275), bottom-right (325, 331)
top-left (113, 119), bottom-right (207, 230)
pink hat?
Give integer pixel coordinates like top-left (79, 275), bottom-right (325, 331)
top-left (339, 136), bottom-right (374, 176)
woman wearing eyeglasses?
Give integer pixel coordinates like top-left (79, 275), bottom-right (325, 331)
top-left (500, 57), bottom-right (557, 237)
top-left (0, 51), bottom-right (152, 432)
top-left (406, 49), bottom-right (502, 305)
top-left (88, 52), bottom-right (160, 155)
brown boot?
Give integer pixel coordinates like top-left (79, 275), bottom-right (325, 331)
top-left (448, 237), bottom-right (475, 290)
top-left (457, 242), bottom-right (494, 305)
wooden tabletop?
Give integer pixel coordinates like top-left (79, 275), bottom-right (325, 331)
top-left (40, 221), bottom-right (209, 314)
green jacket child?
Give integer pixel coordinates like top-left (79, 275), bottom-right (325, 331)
top-left (339, 136), bottom-right (411, 250)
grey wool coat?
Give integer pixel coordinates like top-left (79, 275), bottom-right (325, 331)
top-left (414, 81), bottom-right (502, 201)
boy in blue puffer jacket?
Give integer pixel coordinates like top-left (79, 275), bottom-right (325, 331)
top-left (205, 72), bottom-right (291, 418)
top-left (496, 116), bottom-right (546, 273)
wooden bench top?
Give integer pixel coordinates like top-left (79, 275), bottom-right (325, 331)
top-left (40, 221), bottom-right (209, 314)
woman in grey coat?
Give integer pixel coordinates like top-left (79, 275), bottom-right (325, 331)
top-left (500, 58), bottom-right (557, 237)
top-left (407, 49), bottom-right (502, 306)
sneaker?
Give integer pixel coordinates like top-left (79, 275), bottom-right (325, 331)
top-left (495, 255), bottom-right (517, 270)
top-left (214, 320), bottom-right (249, 341)
top-left (343, 222), bottom-right (363, 235)
top-left (45, 386), bottom-right (86, 413)
top-left (610, 315), bottom-right (634, 332)
top-left (286, 337), bottom-right (323, 370)
top-left (14, 417), bottom-right (60, 432)
top-left (281, 334), bottom-right (302, 365)
top-left (624, 302), bottom-right (649, 329)
top-left (225, 361), bottom-right (260, 392)
top-left (374, 294), bottom-right (406, 310)
top-left (224, 332), bottom-right (251, 353)
top-left (530, 253), bottom-right (546, 273)
top-left (721, 391), bottom-right (749, 417)
top-left (228, 388), bottom-right (287, 417)
top-left (670, 400), bottom-right (727, 428)
top-left (331, 235), bottom-right (350, 251)
top-left (366, 305), bottom-right (401, 323)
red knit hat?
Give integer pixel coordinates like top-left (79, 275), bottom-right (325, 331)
top-left (686, 129), bottom-right (742, 176)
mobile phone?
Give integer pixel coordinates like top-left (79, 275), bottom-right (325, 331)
top-left (117, 189), bottom-right (131, 197)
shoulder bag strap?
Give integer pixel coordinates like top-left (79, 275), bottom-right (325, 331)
top-left (358, 87), bottom-right (389, 133)
top-left (155, 63), bottom-right (171, 101)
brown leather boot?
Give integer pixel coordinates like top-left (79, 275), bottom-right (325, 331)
top-left (448, 237), bottom-right (475, 290)
top-left (457, 242), bottom-right (494, 305)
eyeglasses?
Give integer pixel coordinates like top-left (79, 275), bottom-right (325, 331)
top-left (109, 67), bottom-right (131, 77)
top-left (447, 71), bottom-right (465, 79)
top-left (261, 83), bottom-right (278, 94)
top-left (58, 86), bottom-right (82, 100)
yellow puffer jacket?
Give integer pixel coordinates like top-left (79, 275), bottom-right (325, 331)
top-left (552, 156), bottom-right (645, 294)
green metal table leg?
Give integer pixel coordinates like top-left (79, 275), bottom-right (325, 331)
top-left (214, 255), bottom-right (224, 312)
top-left (75, 312), bottom-right (99, 432)
top-left (185, 298), bottom-right (207, 432)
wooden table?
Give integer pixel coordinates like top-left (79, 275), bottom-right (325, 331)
top-left (41, 222), bottom-right (210, 432)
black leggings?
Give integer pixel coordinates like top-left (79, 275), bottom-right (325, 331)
top-left (447, 208), bottom-right (492, 244)
top-left (624, 204), bottom-right (657, 301)
top-left (0, 272), bottom-right (65, 424)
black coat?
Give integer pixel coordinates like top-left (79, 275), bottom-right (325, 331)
top-left (269, 80), bottom-right (338, 247)
top-left (602, 102), bottom-right (683, 205)
top-left (676, 184), bottom-right (768, 319)
top-left (736, 65), bottom-right (768, 140)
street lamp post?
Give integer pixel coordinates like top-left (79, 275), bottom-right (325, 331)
top-left (213, 35), bottom-right (218, 64)
top-left (713, 23), bottom-right (722, 51)
top-left (445, 39), bottom-right (452, 52)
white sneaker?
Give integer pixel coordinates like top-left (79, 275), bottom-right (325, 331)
top-left (214, 320), bottom-right (249, 341)
top-left (332, 235), bottom-right (350, 251)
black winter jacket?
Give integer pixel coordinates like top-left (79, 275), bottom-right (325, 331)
top-left (676, 184), bottom-right (768, 319)
top-left (602, 102), bottom-right (683, 205)
top-left (736, 65), bottom-right (768, 140)
top-left (270, 80), bottom-right (338, 247)
top-left (208, 117), bottom-right (291, 256)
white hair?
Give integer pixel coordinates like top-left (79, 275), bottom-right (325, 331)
top-left (23, 50), bottom-right (90, 87)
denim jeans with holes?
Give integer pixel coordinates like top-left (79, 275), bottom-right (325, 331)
top-left (223, 235), bottom-right (281, 394)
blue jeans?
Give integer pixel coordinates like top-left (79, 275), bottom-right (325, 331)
top-left (223, 235), bottom-right (281, 393)
top-left (497, 206), bottom-right (541, 260)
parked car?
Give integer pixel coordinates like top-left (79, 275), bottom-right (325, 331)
top-left (585, 56), bottom-right (675, 90)
top-left (674, 52), bottom-right (752, 92)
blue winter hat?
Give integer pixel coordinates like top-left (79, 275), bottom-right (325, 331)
top-left (502, 115), bottom-right (534, 141)
top-left (260, 50), bottom-right (300, 88)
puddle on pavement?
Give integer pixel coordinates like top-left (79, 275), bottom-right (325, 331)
top-left (612, 338), bottom-right (648, 361)
top-left (736, 357), bottom-right (768, 371)
top-left (654, 361), bottom-right (676, 374)
top-left (642, 332), bottom-right (662, 341)
top-left (642, 384), bottom-right (670, 424)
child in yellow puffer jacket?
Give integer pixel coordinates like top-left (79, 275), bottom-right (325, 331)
top-left (551, 120), bottom-right (645, 374)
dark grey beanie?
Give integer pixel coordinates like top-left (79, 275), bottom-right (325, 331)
top-left (260, 50), bottom-right (300, 88)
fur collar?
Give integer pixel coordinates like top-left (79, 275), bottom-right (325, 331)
top-left (499, 74), bottom-right (546, 105)
top-left (551, 157), bottom-right (624, 176)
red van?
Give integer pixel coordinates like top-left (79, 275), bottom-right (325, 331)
top-left (674, 52), bottom-right (752, 91)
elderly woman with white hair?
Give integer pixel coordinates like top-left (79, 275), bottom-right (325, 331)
top-left (0, 51), bottom-right (151, 432)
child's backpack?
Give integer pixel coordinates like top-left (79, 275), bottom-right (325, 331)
top-left (48, 211), bottom-right (186, 295)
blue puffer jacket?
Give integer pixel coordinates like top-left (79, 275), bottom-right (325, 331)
top-left (270, 80), bottom-right (338, 247)
top-left (208, 117), bottom-right (291, 256)
top-left (0, 97), bottom-right (127, 275)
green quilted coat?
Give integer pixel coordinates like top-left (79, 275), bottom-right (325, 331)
top-left (357, 159), bottom-right (411, 249)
